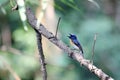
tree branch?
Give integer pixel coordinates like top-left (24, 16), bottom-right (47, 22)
top-left (25, 7), bottom-right (114, 80)
top-left (35, 29), bottom-right (47, 80)
top-left (55, 17), bottom-right (61, 37)
top-left (91, 33), bottom-right (97, 64)
top-left (0, 56), bottom-right (21, 80)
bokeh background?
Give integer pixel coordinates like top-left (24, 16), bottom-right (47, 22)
top-left (0, 0), bottom-right (120, 80)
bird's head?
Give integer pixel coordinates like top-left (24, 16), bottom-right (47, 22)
top-left (68, 34), bottom-right (77, 40)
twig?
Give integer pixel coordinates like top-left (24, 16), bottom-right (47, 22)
top-left (91, 33), bottom-right (97, 64)
top-left (88, 0), bottom-right (100, 9)
top-left (0, 56), bottom-right (21, 80)
top-left (25, 7), bottom-right (114, 80)
top-left (0, 45), bottom-right (21, 55)
top-left (35, 29), bottom-right (47, 80)
top-left (10, 0), bottom-right (18, 11)
top-left (55, 17), bottom-right (61, 37)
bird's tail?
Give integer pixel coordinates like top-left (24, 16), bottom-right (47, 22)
top-left (78, 46), bottom-right (83, 54)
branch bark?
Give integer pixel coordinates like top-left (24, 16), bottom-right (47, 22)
top-left (35, 29), bottom-right (47, 80)
top-left (25, 7), bottom-right (114, 80)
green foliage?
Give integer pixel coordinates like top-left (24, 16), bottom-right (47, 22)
top-left (13, 28), bottom-right (36, 53)
top-left (55, 1), bottom-right (120, 79)
top-left (0, 0), bottom-right (119, 80)
top-left (0, 0), bottom-right (8, 4)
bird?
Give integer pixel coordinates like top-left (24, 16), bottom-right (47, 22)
top-left (68, 34), bottom-right (83, 54)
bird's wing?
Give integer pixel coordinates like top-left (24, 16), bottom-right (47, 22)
top-left (73, 39), bottom-right (84, 54)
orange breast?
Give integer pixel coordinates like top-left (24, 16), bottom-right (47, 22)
top-left (70, 39), bottom-right (74, 46)
top-left (69, 39), bottom-right (79, 49)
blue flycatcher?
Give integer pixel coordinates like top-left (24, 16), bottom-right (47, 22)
top-left (68, 34), bottom-right (83, 54)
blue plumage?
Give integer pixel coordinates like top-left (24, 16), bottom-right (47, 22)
top-left (68, 34), bottom-right (83, 54)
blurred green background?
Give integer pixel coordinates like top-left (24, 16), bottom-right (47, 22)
top-left (0, 0), bottom-right (120, 80)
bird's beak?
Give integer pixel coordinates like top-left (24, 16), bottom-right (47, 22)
top-left (67, 34), bottom-right (71, 38)
top-left (69, 33), bottom-right (72, 36)
top-left (67, 35), bottom-right (70, 38)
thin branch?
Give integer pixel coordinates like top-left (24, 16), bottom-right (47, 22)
top-left (0, 56), bottom-right (21, 80)
top-left (91, 33), bottom-right (97, 64)
top-left (0, 45), bottom-right (21, 55)
top-left (25, 7), bottom-right (114, 80)
top-left (10, 0), bottom-right (18, 11)
top-left (88, 0), bottom-right (100, 9)
top-left (55, 17), bottom-right (61, 37)
top-left (35, 29), bottom-right (47, 80)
